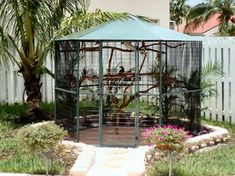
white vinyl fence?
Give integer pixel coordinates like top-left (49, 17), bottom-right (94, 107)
top-left (202, 37), bottom-right (235, 123)
top-left (0, 57), bottom-right (54, 104)
top-left (0, 37), bottom-right (235, 123)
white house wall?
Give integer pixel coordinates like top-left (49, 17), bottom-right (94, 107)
top-left (88, 0), bottom-right (170, 28)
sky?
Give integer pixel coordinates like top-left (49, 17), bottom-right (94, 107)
top-left (187, 0), bottom-right (205, 6)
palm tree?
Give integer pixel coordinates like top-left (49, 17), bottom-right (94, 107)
top-left (170, 0), bottom-right (190, 31)
top-left (0, 0), bottom-right (83, 118)
top-left (185, 0), bottom-right (235, 35)
top-left (0, 0), bottom-right (126, 119)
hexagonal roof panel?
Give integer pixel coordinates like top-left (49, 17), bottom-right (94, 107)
top-left (56, 17), bottom-right (200, 42)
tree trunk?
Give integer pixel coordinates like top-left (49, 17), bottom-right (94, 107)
top-left (23, 69), bottom-right (42, 119)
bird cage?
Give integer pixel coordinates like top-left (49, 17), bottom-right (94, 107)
top-left (54, 17), bottom-right (202, 147)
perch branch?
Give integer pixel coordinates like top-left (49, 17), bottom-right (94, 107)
top-left (107, 49), bottom-right (115, 91)
top-left (107, 49), bottom-right (114, 74)
top-left (80, 46), bottom-right (166, 54)
top-left (80, 46), bottom-right (133, 52)
top-left (139, 52), bottom-right (147, 72)
top-left (139, 84), bottom-right (160, 94)
top-left (123, 52), bottom-right (147, 94)
top-left (139, 41), bottom-right (185, 49)
top-left (120, 95), bottom-right (136, 109)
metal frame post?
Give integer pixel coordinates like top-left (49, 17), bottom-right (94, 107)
top-left (135, 42), bottom-right (140, 146)
top-left (76, 41), bottom-right (81, 141)
top-left (54, 42), bottom-right (59, 122)
top-left (159, 41), bottom-right (163, 125)
top-left (198, 41), bottom-right (203, 128)
top-left (98, 41), bottom-right (104, 146)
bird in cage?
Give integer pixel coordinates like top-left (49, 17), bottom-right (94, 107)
top-left (118, 66), bottom-right (125, 74)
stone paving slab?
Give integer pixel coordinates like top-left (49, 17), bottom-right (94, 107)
top-left (70, 145), bottom-right (150, 176)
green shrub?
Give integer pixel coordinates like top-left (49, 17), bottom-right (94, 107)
top-left (17, 122), bottom-right (67, 154)
top-left (17, 122), bottom-right (67, 175)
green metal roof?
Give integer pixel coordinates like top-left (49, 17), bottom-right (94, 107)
top-left (56, 17), bottom-right (200, 41)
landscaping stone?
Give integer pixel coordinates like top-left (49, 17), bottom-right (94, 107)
top-left (189, 145), bottom-right (199, 152)
top-left (185, 125), bottom-right (230, 153)
top-left (200, 143), bottom-right (207, 148)
top-left (208, 141), bottom-right (215, 146)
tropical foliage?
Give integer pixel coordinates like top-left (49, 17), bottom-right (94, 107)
top-left (185, 0), bottom-right (235, 35)
top-left (201, 60), bottom-right (223, 104)
top-left (170, 0), bottom-right (190, 31)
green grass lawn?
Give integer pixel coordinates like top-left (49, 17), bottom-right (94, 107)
top-left (149, 118), bottom-right (235, 176)
top-left (149, 145), bottom-right (235, 176)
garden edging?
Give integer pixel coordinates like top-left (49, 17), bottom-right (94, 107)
top-left (186, 125), bottom-right (230, 152)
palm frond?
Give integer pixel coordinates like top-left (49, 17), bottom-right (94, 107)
top-left (186, 0), bottom-right (235, 35)
top-left (200, 60), bottom-right (223, 103)
top-left (201, 60), bottom-right (223, 79)
top-left (186, 3), bottom-right (209, 21)
top-left (136, 15), bottom-right (159, 24)
top-left (56, 9), bottom-right (129, 36)
top-left (41, 65), bottom-right (55, 78)
top-left (0, 25), bottom-right (21, 67)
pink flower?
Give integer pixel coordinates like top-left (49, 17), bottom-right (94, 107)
top-left (141, 125), bottom-right (187, 152)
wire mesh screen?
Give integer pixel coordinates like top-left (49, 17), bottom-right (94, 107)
top-left (161, 41), bottom-right (201, 130)
top-left (55, 41), bottom-right (78, 138)
top-left (55, 39), bottom-right (202, 146)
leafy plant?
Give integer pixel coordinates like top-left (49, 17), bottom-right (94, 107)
top-left (178, 60), bottom-right (223, 131)
top-left (179, 70), bottom-right (201, 130)
top-left (201, 60), bottom-right (223, 104)
top-left (149, 60), bottom-right (178, 123)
